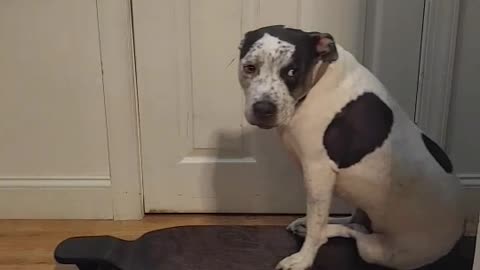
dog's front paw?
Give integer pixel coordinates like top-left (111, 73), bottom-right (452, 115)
top-left (275, 252), bottom-right (313, 270)
top-left (286, 217), bottom-right (306, 237)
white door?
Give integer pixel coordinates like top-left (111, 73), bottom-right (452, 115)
top-left (134, 0), bottom-right (425, 213)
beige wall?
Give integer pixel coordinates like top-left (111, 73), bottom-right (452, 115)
top-left (0, 1), bottom-right (109, 178)
top-left (0, 0), bottom-right (142, 219)
top-left (447, 0), bottom-right (480, 175)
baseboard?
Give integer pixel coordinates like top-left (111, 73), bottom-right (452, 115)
top-left (459, 175), bottom-right (480, 236)
top-left (459, 174), bottom-right (480, 186)
top-left (0, 182), bottom-right (113, 219)
top-left (0, 179), bottom-right (111, 188)
top-left (0, 176), bottom-right (477, 220)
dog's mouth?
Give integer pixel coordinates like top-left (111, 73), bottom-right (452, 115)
top-left (247, 118), bottom-right (276, 129)
top-left (254, 122), bottom-right (276, 129)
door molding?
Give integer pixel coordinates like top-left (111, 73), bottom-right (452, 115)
top-left (97, 0), bottom-right (144, 220)
top-left (415, 0), bottom-right (460, 147)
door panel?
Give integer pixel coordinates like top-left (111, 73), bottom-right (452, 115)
top-left (258, 0), bottom-right (299, 27)
top-left (190, 0), bottom-right (244, 149)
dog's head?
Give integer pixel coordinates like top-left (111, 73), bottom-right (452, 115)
top-left (238, 25), bottom-right (338, 129)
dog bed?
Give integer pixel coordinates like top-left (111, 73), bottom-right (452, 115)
top-left (54, 225), bottom-right (475, 270)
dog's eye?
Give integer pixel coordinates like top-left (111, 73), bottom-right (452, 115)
top-left (287, 69), bottom-right (297, 77)
top-left (243, 64), bottom-right (256, 74)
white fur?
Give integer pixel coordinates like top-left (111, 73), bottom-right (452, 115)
top-left (270, 46), bottom-right (466, 269)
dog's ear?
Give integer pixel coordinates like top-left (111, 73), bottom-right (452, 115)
top-left (238, 37), bottom-right (245, 50)
top-left (238, 30), bottom-right (253, 51)
top-left (309, 32), bottom-right (338, 63)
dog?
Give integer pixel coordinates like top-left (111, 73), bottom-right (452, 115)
top-left (237, 25), bottom-right (465, 270)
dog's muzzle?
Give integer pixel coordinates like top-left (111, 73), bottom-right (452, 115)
top-left (250, 100), bottom-right (277, 129)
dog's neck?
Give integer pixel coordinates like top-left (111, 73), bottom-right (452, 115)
top-left (278, 46), bottom-right (361, 135)
top-left (307, 46), bottom-right (359, 97)
top-left (295, 62), bottom-right (329, 107)
top-left (296, 46), bottom-right (352, 108)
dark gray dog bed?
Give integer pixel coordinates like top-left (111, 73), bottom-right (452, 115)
top-left (54, 225), bottom-right (475, 270)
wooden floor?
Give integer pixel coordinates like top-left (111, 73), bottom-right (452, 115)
top-left (0, 214), bottom-right (298, 270)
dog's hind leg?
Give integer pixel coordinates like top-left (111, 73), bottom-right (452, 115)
top-left (350, 208), bottom-right (372, 233)
top-left (325, 224), bottom-right (396, 268)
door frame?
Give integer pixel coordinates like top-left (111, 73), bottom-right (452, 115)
top-left (98, 0), bottom-right (143, 220)
top-left (415, 0), bottom-right (460, 147)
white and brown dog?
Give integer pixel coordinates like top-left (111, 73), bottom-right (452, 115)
top-left (237, 25), bottom-right (465, 270)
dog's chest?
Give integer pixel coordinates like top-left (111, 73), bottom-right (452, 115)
top-left (277, 100), bottom-right (337, 164)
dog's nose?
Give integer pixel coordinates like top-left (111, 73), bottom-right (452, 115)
top-left (253, 101), bottom-right (277, 118)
